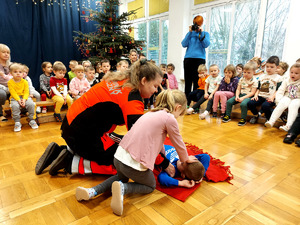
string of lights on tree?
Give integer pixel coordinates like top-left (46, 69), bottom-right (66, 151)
top-left (15, 0), bottom-right (103, 11)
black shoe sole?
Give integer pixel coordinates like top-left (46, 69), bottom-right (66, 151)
top-left (49, 149), bottom-right (72, 176)
top-left (35, 142), bottom-right (61, 175)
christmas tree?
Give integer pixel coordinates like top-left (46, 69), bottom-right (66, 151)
top-left (74, 0), bottom-right (144, 67)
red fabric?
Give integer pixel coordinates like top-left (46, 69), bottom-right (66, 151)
top-left (155, 154), bottom-right (164, 165)
top-left (153, 137), bottom-right (233, 202)
top-left (90, 161), bottom-right (117, 175)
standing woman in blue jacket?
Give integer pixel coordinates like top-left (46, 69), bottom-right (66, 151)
top-left (181, 16), bottom-right (210, 98)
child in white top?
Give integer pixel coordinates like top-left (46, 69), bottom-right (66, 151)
top-left (265, 63), bottom-right (300, 131)
top-left (199, 64), bottom-right (222, 119)
top-left (247, 56), bottom-right (282, 124)
top-left (85, 66), bottom-right (98, 87)
top-left (75, 89), bottom-right (197, 216)
top-left (23, 65), bottom-right (41, 113)
top-left (69, 65), bottom-right (90, 100)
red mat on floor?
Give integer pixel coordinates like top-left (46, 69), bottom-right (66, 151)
top-left (153, 138), bottom-right (233, 202)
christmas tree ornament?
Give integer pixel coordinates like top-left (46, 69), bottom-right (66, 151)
top-left (86, 49), bottom-right (90, 54)
top-left (119, 45), bottom-right (123, 49)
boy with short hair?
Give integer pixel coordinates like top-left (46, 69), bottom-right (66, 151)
top-left (85, 66), bottom-right (98, 87)
top-left (158, 146), bottom-right (210, 187)
top-left (50, 62), bottom-right (73, 122)
top-left (8, 63), bottom-right (38, 132)
top-left (69, 65), bottom-right (90, 100)
top-left (68, 60), bottom-right (78, 81)
top-left (223, 63), bottom-right (258, 126)
top-left (247, 56), bottom-right (282, 124)
top-left (97, 59), bottom-right (111, 82)
top-left (187, 64), bottom-right (208, 114)
top-left (167, 63), bottom-right (178, 90)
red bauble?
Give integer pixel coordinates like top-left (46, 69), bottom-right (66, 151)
top-left (140, 47), bottom-right (143, 50)
top-left (109, 17), bottom-right (112, 22)
top-left (86, 50), bottom-right (90, 54)
top-left (82, 11), bottom-right (85, 15)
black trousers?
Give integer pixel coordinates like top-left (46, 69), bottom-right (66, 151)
top-left (289, 113), bottom-right (300, 135)
top-left (183, 58), bottom-right (206, 97)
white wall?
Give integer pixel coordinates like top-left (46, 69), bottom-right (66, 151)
top-left (167, 0), bottom-right (192, 91)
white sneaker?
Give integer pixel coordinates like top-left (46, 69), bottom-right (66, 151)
top-left (186, 108), bottom-right (194, 115)
top-left (279, 125), bottom-right (289, 132)
top-left (14, 122), bottom-right (22, 132)
top-left (264, 121), bottom-right (273, 128)
top-left (29, 120), bottom-right (39, 129)
top-left (150, 105), bottom-right (154, 109)
top-left (36, 106), bottom-right (41, 114)
top-left (199, 110), bottom-right (209, 119)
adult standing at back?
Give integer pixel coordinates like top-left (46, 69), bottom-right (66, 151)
top-left (181, 15), bottom-right (210, 97)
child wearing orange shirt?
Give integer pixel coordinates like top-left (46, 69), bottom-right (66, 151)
top-left (187, 64), bottom-right (208, 114)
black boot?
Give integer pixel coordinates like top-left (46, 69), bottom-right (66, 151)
top-left (35, 142), bottom-right (62, 175)
top-left (49, 149), bottom-right (73, 176)
top-left (283, 133), bottom-right (297, 144)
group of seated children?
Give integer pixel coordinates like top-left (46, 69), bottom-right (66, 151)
top-left (186, 55), bottom-right (300, 130)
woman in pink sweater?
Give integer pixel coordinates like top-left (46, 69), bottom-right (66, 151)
top-left (75, 89), bottom-right (197, 216)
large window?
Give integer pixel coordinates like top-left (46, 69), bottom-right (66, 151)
top-left (197, 0), bottom-right (291, 71)
top-left (133, 19), bottom-right (169, 65)
top-left (161, 19), bottom-right (169, 64)
top-left (207, 5), bottom-right (232, 73)
top-left (230, 0), bottom-right (260, 66)
top-left (134, 22), bottom-right (147, 55)
top-left (148, 20), bottom-right (160, 63)
top-left (261, 0), bottom-right (291, 59)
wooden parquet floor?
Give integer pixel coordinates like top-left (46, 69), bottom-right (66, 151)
top-left (0, 113), bottom-right (300, 225)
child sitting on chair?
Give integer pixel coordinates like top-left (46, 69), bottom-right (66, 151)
top-left (97, 59), bottom-right (111, 82)
top-left (247, 56), bottom-right (282, 124)
top-left (69, 65), bottom-right (90, 100)
top-left (265, 63), bottom-right (300, 131)
top-left (212, 64), bottom-right (239, 118)
top-left (23, 65), bottom-right (41, 113)
top-left (158, 145), bottom-right (210, 187)
top-left (85, 66), bottom-right (98, 87)
top-left (223, 63), bottom-right (258, 126)
top-left (8, 63), bottom-right (38, 132)
top-left (50, 62), bottom-right (73, 122)
top-left (39, 61), bottom-right (53, 113)
top-left (186, 64), bottom-right (209, 114)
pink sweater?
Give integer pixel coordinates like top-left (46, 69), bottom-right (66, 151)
top-left (167, 73), bottom-right (178, 89)
top-left (119, 110), bottom-right (189, 170)
top-left (69, 77), bottom-right (90, 96)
